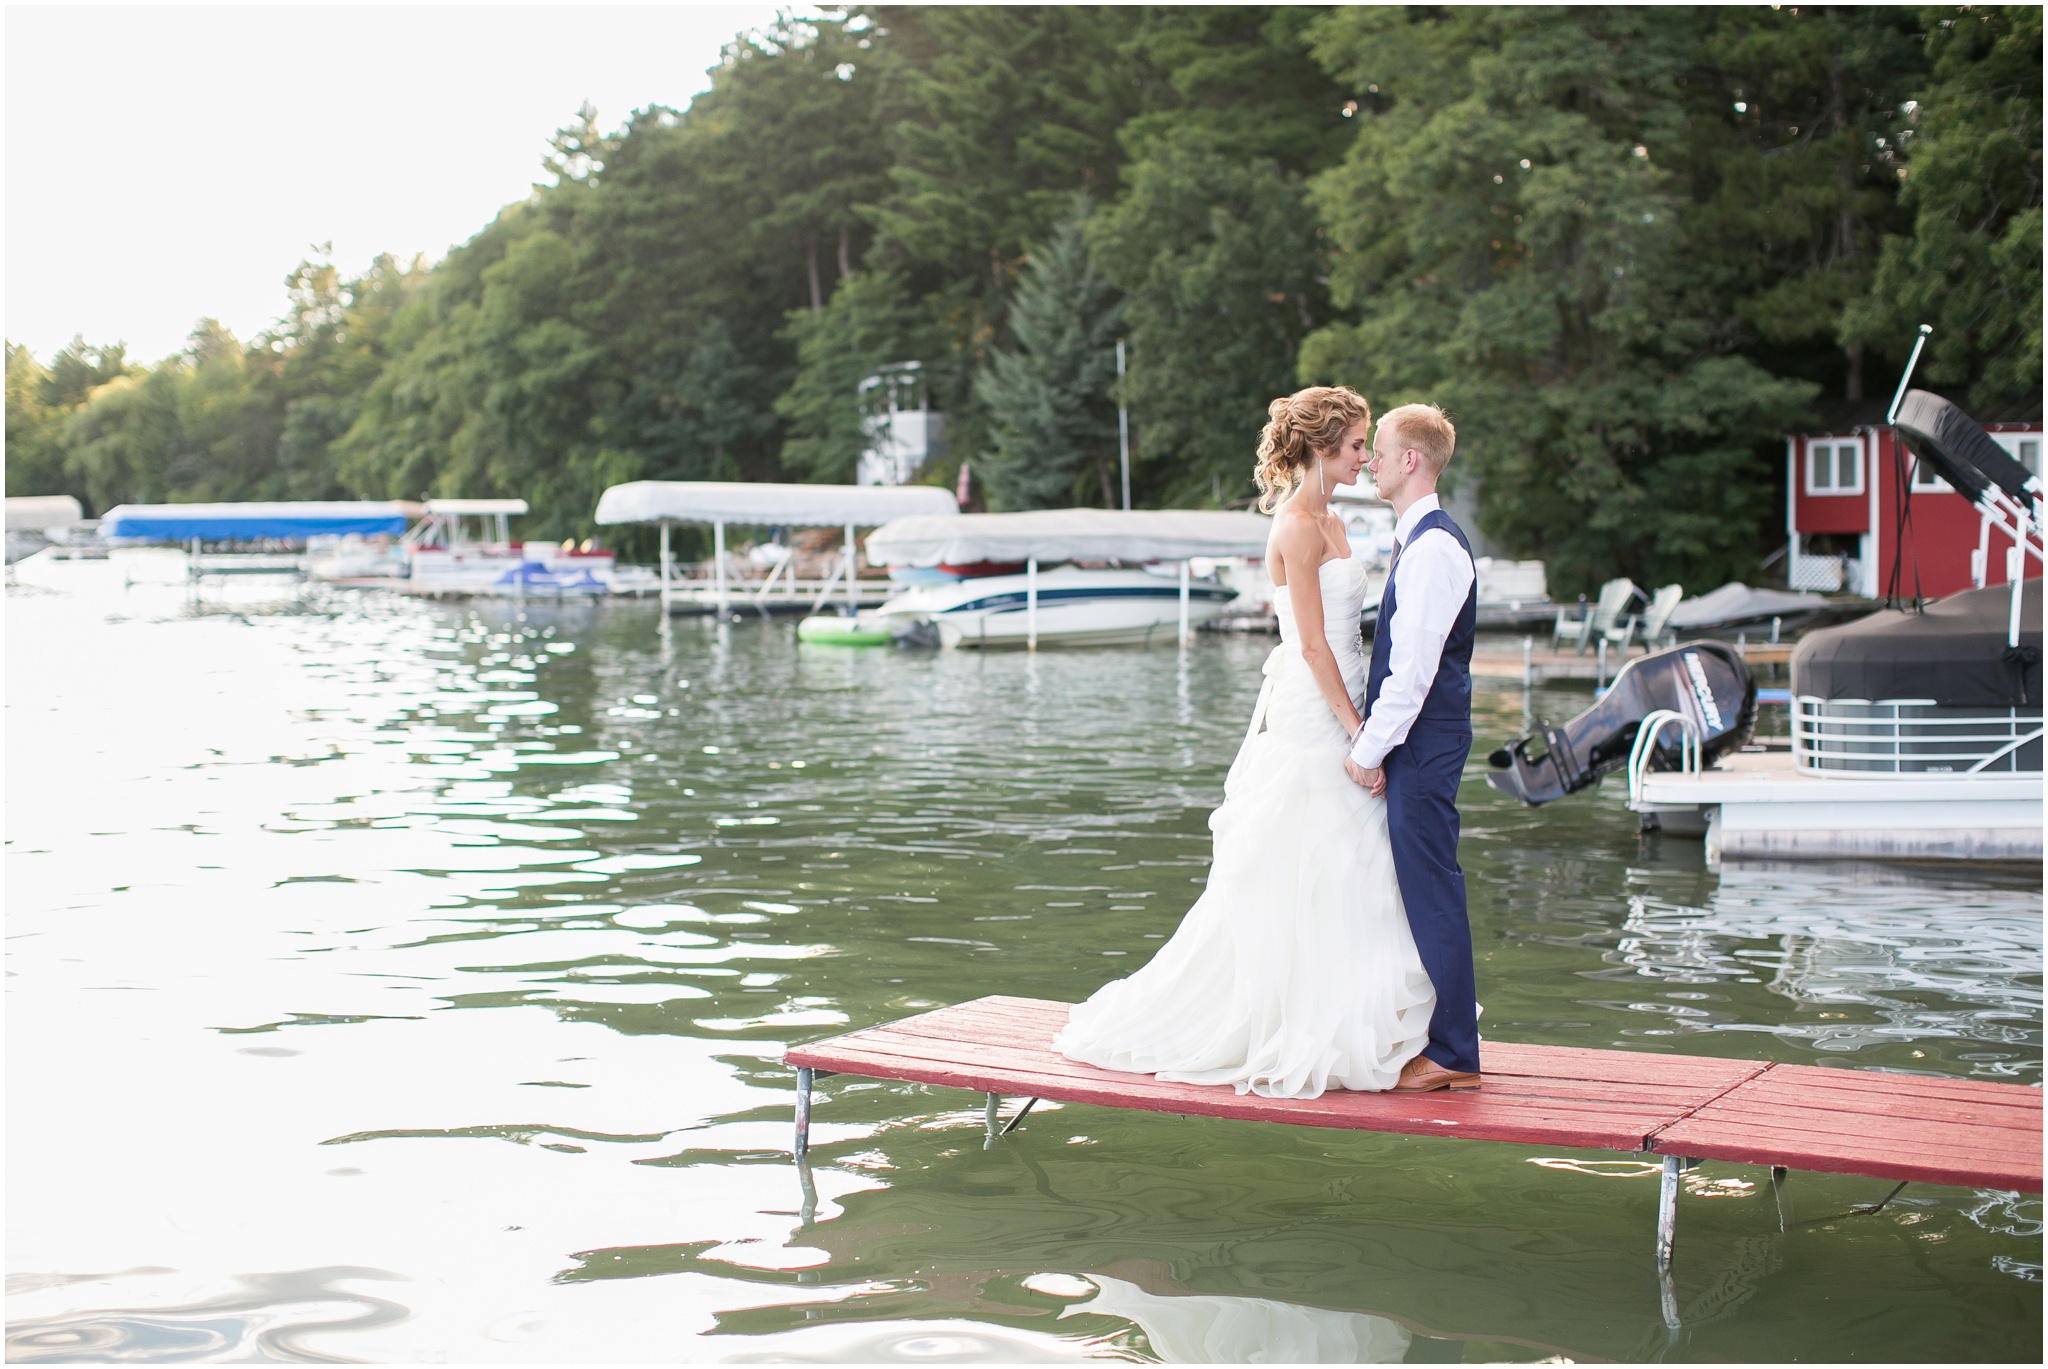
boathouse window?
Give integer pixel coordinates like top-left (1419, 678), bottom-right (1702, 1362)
top-left (1910, 455), bottom-right (1952, 492)
top-left (1805, 439), bottom-right (1862, 495)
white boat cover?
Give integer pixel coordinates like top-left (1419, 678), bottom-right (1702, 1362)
top-left (865, 508), bottom-right (1273, 566)
top-left (426, 498), bottom-right (528, 516)
top-left (594, 481), bottom-right (957, 527)
top-left (98, 501), bottom-right (410, 540)
top-left (6, 495), bottom-right (83, 531)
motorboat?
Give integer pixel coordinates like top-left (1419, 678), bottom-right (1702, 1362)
top-left (861, 508), bottom-right (1270, 649)
top-left (872, 562), bottom-right (1240, 648)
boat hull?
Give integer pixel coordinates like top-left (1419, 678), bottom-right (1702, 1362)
top-left (874, 567), bottom-right (1237, 649)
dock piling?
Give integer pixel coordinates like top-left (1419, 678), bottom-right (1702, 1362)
top-left (1770, 1166), bottom-right (1790, 1231)
top-left (1655, 1153), bottom-right (1683, 1269)
top-left (983, 1092), bottom-right (1002, 1148)
top-left (794, 1066), bottom-right (814, 1157)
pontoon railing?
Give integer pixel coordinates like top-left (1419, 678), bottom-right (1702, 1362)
top-left (1791, 696), bottom-right (2043, 775)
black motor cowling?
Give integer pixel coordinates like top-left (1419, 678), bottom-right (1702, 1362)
top-left (1486, 641), bottom-right (1757, 805)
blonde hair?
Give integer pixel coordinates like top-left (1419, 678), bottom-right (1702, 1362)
top-left (1253, 385), bottom-right (1373, 513)
top-left (1378, 403), bottom-right (1456, 475)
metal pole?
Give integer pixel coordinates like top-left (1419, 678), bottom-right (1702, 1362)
top-left (714, 520), bottom-right (728, 619)
top-left (1597, 637), bottom-right (1608, 688)
top-left (845, 523), bottom-right (857, 616)
top-left (794, 1067), bottom-right (813, 1157)
top-left (1886, 324), bottom-right (1934, 426)
top-left (659, 522), bottom-right (671, 614)
top-left (1522, 635), bottom-right (1533, 689)
top-left (1027, 557), bottom-right (1038, 652)
top-left (2007, 545), bottom-right (2024, 648)
top-left (983, 1091), bottom-right (1001, 1149)
top-left (1655, 1154), bottom-right (1681, 1269)
top-left (1116, 339), bottom-right (1131, 512)
top-left (1179, 559), bottom-right (1191, 647)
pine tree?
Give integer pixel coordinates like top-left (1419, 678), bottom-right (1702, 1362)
top-left (973, 205), bottom-right (1124, 510)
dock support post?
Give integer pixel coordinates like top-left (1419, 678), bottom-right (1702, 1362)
top-left (1179, 560), bottom-right (1191, 648)
top-left (1521, 635), bottom-right (1533, 689)
top-left (1000, 1097), bottom-right (1040, 1136)
top-left (984, 1092), bottom-right (1001, 1148)
top-left (659, 522), bottom-right (671, 615)
top-left (714, 520), bottom-right (728, 619)
top-left (1770, 1166), bottom-right (1790, 1232)
top-left (1655, 1154), bottom-right (1682, 1269)
top-left (845, 522), bottom-right (857, 617)
top-left (793, 1067), bottom-right (813, 1158)
top-left (1026, 559), bottom-right (1038, 652)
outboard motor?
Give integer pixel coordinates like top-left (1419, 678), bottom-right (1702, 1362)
top-left (1487, 641), bottom-right (1757, 804)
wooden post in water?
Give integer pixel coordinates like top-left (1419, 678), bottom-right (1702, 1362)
top-left (846, 523), bottom-right (857, 617)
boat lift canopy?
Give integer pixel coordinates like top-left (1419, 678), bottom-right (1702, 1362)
top-left (595, 481), bottom-right (956, 528)
top-left (865, 508), bottom-right (1272, 567)
top-left (593, 481), bottom-right (960, 615)
top-left (99, 501), bottom-right (410, 541)
top-left (7, 495), bottom-right (84, 531)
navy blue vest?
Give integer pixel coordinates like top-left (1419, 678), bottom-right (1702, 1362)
top-left (1365, 508), bottom-right (1477, 731)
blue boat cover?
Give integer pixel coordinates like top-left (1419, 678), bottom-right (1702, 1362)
top-left (99, 501), bottom-right (409, 541)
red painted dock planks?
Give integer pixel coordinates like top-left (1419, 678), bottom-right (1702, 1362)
top-left (1647, 1063), bottom-right (2043, 1191)
top-left (787, 996), bottom-right (2043, 1192)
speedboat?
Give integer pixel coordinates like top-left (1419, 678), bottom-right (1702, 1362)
top-left (860, 508), bottom-right (1272, 650)
top-left (871, 563), bottom-right (1238, 648)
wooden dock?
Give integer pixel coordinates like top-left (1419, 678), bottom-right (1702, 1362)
top-left (1468, 637), bottom-right (1794, 685)
top-left (786, 996), bottom-right (2041, 1270)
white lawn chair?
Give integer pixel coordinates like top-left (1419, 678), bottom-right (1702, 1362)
top-left (1630, 583), bottom-right (1684, 652)
top-left (1569, 577), bottom-right (1637, 655)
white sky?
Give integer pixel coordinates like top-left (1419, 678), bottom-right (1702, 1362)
top-left (6, 4), bottom-right (781, 363)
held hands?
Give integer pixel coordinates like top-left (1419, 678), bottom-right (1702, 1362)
top-left (1341, 718), bottom-right (1387, 796)
top-left (1343, 757), bottom-right (1388, 797)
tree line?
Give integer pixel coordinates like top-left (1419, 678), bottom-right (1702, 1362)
top-left (6, 5), bottom-right (2038, 593)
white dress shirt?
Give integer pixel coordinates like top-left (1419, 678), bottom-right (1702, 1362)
top-left (1349, 493), bottom-right (1476, 769)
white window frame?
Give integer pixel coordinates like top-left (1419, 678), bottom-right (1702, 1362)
top-left (1804, 436), bottom-right (1864, 496)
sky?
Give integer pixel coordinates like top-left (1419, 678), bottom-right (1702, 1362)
top-left (6, 4), bottom-right (781, 364)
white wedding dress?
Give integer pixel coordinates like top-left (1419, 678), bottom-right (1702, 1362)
top-left (1053, 555), bottom-right (1435, 1098)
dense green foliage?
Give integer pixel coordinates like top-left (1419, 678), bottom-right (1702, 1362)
top-left (10, 6), bottom-right (2039, 593)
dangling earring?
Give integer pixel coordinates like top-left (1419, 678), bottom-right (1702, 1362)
top-left (1319, 462), bottom-right (1327, 498)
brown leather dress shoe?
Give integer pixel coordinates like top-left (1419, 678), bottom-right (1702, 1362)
top-left (1392, 1055), bottom-right (1481, 1092)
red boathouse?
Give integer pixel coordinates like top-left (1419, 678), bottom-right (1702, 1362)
top-left (1784, 395), bottom-right (2041, 599)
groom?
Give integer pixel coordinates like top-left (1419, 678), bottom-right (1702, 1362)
top-left (1343, 404), bottom-right (1481, 1092)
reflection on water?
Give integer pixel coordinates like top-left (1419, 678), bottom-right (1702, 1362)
top-left (6, 1266), bottom-right (410, 1364)
top-left (7, 553), bottom-right (2039, 1363)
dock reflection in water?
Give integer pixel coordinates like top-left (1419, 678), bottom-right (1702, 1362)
top-left (6, 553), bottom-right (2039, 1363)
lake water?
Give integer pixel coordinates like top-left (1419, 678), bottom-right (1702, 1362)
top-left (7, 554), bottom-right (2039, 1363)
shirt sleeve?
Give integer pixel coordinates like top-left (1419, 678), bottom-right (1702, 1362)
top-left (1349, 528), bottom-right (1476, 769)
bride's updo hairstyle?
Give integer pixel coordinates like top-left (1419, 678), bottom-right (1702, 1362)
top-left (1253, 385), bottom-right (1372, 512)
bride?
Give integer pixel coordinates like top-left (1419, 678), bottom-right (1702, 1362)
top-left (1052, 386), bottom-right (1435, 1098)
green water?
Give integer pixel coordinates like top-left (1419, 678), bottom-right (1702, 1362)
top-left (7, 556), bottom-right (2040, 1362)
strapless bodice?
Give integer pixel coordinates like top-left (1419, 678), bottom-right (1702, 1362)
top-left (1272, 556), bottom-right (1369, 697)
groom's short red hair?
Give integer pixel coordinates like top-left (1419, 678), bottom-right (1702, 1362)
top-left (1379, 403), bottom-right (1456, 475)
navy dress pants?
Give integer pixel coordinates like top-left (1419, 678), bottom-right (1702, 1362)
top-left (1384, 722), bottom-right (1480, 1074)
